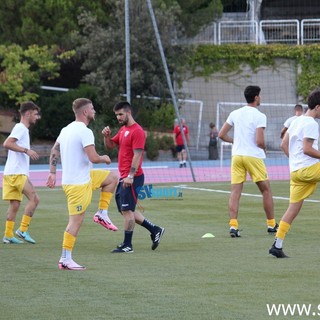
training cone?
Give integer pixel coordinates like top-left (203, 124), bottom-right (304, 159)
top-left (202, 233), bottom-right (215, 238)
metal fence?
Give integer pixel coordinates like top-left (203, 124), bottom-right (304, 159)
top-left (259, 19), bottom-right (300, 45)
top-left (218, 21), bottom-right (258, 44)
top-left (181, 19), bottom-right (320, 45)
top-left (301, 19), bottom-right (320, 44)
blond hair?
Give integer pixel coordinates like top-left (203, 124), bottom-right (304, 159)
top-left (72, 98), bottom-right (92, 113)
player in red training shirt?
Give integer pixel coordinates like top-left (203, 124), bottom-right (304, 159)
top-left (173, 118), bottom-right (189, 167)
top-left (102, 101), bottom-right (165, 253)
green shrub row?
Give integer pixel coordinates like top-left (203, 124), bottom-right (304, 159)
top-left (187, 43), bottom-right (320, 101)
top-left (145, 133), bottom-right (175, 160)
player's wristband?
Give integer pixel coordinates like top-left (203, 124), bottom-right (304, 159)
top-left (127, 174), bottom-right (134, 179)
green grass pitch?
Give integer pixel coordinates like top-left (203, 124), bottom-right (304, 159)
top-left (1, 181), bottom-right (319, 320)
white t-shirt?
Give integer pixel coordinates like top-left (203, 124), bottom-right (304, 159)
top-left (57, 121), bottom-right (95, 185)
top-left (287, 115), bottom-right (319, 172)
top-left (226, 105), bottom-right (266, 159)
top-left (283, 115), bottom-right (299, 128)
top-left (3, 123), bottom-right (30, 176)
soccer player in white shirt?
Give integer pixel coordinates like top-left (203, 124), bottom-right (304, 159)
top-left (280, 104), bottom-right (304, 139)
top-left (47, 98), bottom-right (118, 270)
top-left (269, 89), bottom-right (320, 258)
top-left (218, 85), bottom-right (278, 238)
top-left (2, 101), bottom-right (41, 244)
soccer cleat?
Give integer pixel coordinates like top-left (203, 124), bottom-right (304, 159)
top-left (151, 227), bottom-right (165, 250)
top-left (93, 211), bottom-right (118, 231)
top-left (15, 229), bottom-right (36, 244)
top-left (267, 223), bottom-right (279, 234)
top-left (111, 244), bottom-right (133, 253)
top-left (179, 163), bottom-right (183, 168)
top-left (183, 162), bottom-right (187, 167)
top-left (58, 259), bottom-right (86, 271)
top-left (269, 244), bottom-right (289, 258)
top-left (229, 228), bottom-right (241, 238)
top-left (3, 236), bottom-right (24, 244)
top-left (116, 242), bottom-right (124, 249)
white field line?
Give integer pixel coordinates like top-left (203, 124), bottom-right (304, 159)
top-left (176, 185), bottom-right (320, 203)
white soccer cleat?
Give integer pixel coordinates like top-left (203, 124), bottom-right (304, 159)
top-left (58, 259), bottom-right (86, 271)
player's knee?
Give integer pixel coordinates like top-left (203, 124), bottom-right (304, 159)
top-left (104, 171), bottom-right (118, 184)
top-left (35, 194), bottom-right (40, 206)
top-left (30, 193), bottom-right (40, 207)
top-left (109, 171), bottom-right (118, 185)
top-left (10, 200), bottom-right (21, 212)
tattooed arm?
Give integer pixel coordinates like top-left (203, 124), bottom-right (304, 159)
top-left (46, 141), bottom-right (61, 188)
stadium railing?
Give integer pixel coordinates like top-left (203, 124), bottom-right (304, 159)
top-left (178, 18), bottom-right (320, 45)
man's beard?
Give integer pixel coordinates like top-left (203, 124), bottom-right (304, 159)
top-left (119, 116), bottom-right (128, 125)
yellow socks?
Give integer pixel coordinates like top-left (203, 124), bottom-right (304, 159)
top-left (20, 215), bottom-right (31, 232)
top-left (267, 219), bottom-right (276, 228)
top-left (274, 221), bottom-right (291, 249)
top-left (99, 191), bottom-right (113, 210)
top-left (4, 220), bottom-right (15, 238)
top-left (63, 231), bottom-right (76, 251)
top-left (229, 219), bottom-right (238, 229)
top-left (276, 221), bottom-right (291, 240)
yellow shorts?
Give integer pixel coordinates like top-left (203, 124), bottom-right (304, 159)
top-left (231, 155), bottom-right (268, 184)
top-left (62, 170), bottom-right (110, 215)
top-left (2, 174), bottom-right (28, 201)
top-left (290, 163), bottom-right (320, 203)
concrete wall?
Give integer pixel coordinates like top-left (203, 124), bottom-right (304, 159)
top-left (178, 59), bottom-right (299, 150)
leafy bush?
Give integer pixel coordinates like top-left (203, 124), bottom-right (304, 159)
top-left (187, 43), bottom-right (320, 101)
top-left (144, 133), bottom-right (175, 161)
top-left (150, 103), bottom-right (175, 131)
top-left (135, 101), bottom-right (175, 131)
top-left (158, 135), bottom-right (174, 151)
top-left (32, 84), bottom-right (97, 140)
top-left (145, 133), bottom-right (159, 160)
top-left (89, 117), bottom-right (119, 160)
top-left (32, 84), bottom-right (116, 140)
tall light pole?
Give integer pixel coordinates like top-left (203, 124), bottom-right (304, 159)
top-left (125, 0), bottom-right (131, 103)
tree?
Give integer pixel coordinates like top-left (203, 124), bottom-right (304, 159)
top-left (0, 0), bottom-right (223, 47)
top-left (161, 0), bottom-right (223, 37)
top-left (0, 44), bottom-right (74, 106)
top-left (0, 0), bottom-right (223, 96)
top-left (0, 0), bottom-right (114, 48)
top-left (0, 1), bottom-right (117, 97)
top-left (73, 0), bottom-right (186, 112)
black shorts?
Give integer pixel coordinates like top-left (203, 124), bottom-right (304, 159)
top-left (175, 145), bottom-right (185, 153)
top-left (115, 174), bottom-right (144, 213)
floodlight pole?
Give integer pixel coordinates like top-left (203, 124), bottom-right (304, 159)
top-left (146, 0), bottom-right (196, 182)
top-left (125, 0), bottom-right (131, 103)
